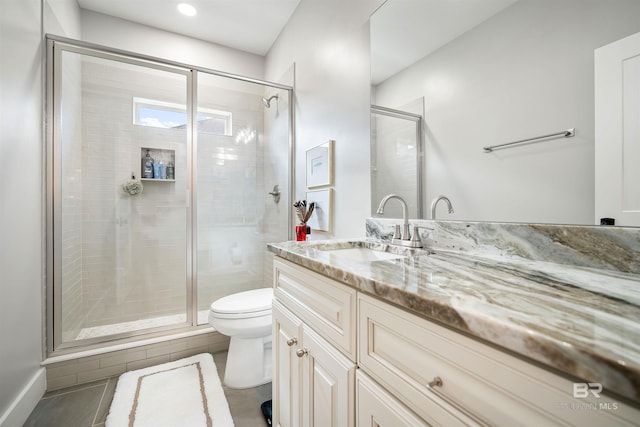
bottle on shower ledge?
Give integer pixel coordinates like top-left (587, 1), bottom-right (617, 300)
top-left (153, 162), bottom-right (160, 179)
top-left (158, 159), bottom-right (166, 179)
top-left (142, 149), bottom-right (154, 179)
top-left (166, 161), bottom-right (175, 180)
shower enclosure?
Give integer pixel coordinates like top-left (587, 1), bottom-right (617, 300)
top-left (46, 37), bottom-right (292, 352)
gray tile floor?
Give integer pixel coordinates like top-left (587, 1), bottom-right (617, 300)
top-left (24, 351), bottom-right (272, 427)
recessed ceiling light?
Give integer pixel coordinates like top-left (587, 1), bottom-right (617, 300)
top-left (177, 3), bottom-right (197, 16)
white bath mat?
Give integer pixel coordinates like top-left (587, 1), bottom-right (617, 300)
top-left (106, 353), bottom-right (234, 427)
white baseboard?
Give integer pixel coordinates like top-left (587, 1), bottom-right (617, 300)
top-left (0, 368), bottom-right (46, 427)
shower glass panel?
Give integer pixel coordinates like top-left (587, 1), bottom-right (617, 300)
top-left (370, 105), bottom-right (423, 218)
top-left (53, 47), bottom-right (191, 347)
top-left (195, 73), bottom-right (290, 324)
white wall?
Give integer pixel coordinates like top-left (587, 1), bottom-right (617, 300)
top-left (265, 0), bottom-right (385, 239)
top-left (374, 0), bottom-right (640, 225)
top-left (80, 10), bottom-right (265, 80)
top-left (44, 0), bottom-right (82, 38)
top-left (0, 0), bottom-right (46, 425)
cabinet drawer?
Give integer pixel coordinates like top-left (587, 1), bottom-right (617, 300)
top-left (358, 294), bottom-right (638, 427)
top-left (357, 370), bottom-right (430, 427)
top-left (274, 258), bottom-right (357, 361)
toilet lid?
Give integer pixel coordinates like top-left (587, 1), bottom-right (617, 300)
top-left (210, 288), bottom-right (273, 315)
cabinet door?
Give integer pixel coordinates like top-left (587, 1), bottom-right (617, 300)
top-left (300, 325), bottom-right (356, 427)
top-left (273, 301), bottom-right (304, 427)
top-left (356, 371), bottom-right (429, 427)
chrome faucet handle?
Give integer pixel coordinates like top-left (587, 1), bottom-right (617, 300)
top-left (392, 224), bottom-right (401, 240)
top-left (410, 227), bottom-right (421, 244)
top-left (409, 226), bottom-right (434, 248)
top-left (402, 223), bottom-right (411, 241)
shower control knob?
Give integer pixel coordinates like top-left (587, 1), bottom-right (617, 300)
top-left (286, 338), bottom-right (297, 347)
top-left (296, 348), bottom-right (309, 358)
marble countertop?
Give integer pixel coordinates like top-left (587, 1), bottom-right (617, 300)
top-left (267, 238), bottom-right (640, 405)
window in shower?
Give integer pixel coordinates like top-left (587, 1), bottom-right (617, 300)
top-left (133, 97), bottom-right (233, 135)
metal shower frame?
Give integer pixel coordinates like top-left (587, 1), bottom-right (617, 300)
top-left (45, 34), bottom-right (295, 354)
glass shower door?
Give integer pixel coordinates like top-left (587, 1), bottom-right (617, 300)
top-left (195, 72), bottom-right (290, 324)
top-left (53, 44), bottom-right (191, 348)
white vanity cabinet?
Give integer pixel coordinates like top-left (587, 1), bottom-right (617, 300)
top-left (273, 257), bottom-right (640, 427)
top-left (358, 293), bottom-right (639, 427)
top-left (356, 370), bottom-right (429, 427)
top-left (273, 259), bottom-right (357, 427)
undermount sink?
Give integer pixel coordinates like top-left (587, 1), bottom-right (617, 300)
top-left (323, 247), bottom-right (405, 262)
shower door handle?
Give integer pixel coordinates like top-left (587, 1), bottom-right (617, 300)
top-left (269, 185), bottom-right (281, 203)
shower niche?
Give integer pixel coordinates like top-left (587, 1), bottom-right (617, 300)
top-left (140, 147), bottom-right (176, 181)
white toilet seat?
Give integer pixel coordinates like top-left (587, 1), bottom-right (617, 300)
top-left (209, 309), bottom-right (271, 319)
top-left (210, 288), bottom-right (273, 317)
top-left (208, 288), bottom-right (274, 388)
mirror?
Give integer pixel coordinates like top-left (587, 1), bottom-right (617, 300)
top-left (371, 103), bottom-right (423, 219)
top-left (371, 0), bottom-right (640, 225)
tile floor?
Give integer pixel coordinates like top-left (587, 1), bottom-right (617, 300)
top-left (24, 351), bottom-right (272, 427)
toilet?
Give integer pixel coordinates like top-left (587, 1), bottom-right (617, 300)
top-left (208, 288), bottom-right (273, 389)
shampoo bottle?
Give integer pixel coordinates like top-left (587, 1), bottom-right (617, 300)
top-left (142, 149), bottom-right (154, 179)
top-left (166, 161), bottom-right (175, 180)
top-left (158, 160), bottom-right (166, 179)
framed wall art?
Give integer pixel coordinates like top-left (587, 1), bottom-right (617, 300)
top-left (306, 140), bottom-right (333, 188)
top-left (306, 189), bottom-right (332, 232)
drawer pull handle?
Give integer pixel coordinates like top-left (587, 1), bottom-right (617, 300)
top-left (296, 348), bottom-right (309, 358)
top-left (426, 376), bottom-right (489, 426)
top-left (286, 338), bottom-right (298, 347)
top-left (428, 376), bottom-right (443, 388)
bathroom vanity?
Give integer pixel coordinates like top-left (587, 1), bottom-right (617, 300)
top-left (268, 219), bottom-right (640, 426)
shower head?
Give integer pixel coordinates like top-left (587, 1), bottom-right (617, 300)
top-left (262, 94), bottom-right (278, 108)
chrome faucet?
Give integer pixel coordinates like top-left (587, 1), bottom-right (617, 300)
top-left (376, 194), bottom-right (422, 248)
top-left (430, 195), bottom-right (454, 219)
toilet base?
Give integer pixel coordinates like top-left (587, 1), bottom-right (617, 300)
top-left (224, 336), bottom-right (272, 389)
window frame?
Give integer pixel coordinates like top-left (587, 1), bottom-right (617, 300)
top-left (132, 96), bottom-right (233, 136)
